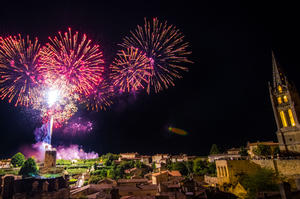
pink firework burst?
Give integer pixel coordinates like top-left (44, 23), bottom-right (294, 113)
top-left (39, 28), bottom-right (105, 96)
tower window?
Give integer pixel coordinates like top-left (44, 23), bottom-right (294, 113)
top-left (280, 111), bottom-right (288, 127)
top-left (278, 85), bottom-right (283, 93)
top-left (277, 97), bottom-right (282, 104)
top-left (283, 96), bottom-right (288, 103)
top-left (288, 109), bottom-right (296, 126)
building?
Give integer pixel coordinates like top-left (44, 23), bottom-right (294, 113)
top-left (208, 154), bottom-right (241, 163)
top-left (226, 148), bottom-right (240, 155)
top-left (247, 141), bottom-right (279, 158)
top-left (0, 174), bottom-right (70, 199)
top-left (119, 153), bottom-right (140, 161)
top-left (269, 52), bottom-right (300, 153)
top-left (0, 159), bottom-right (11, 169)
top-left (152, 154), bottom-right (169, 163)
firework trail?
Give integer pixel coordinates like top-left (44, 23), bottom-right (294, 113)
top-left (39, 28), bottom-right (105, 96)
top-left (110, 47), bottom-right (152, 93)
top-left (120, 18), bottom-right (193, 93)
top-left (0, 35), bottom-right (41, 106)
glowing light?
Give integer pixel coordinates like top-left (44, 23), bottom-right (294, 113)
top-left (168, 126), bottom-right (188, 136)
top-left (47, 89), bottom-right (60, 106)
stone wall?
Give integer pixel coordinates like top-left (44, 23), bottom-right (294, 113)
top-left (251, 159), bottom-right (300, 177)
top-left (1, 175), bottom-right (70, 199)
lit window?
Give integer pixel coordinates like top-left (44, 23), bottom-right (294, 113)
top-left (277, 97), bottom-right (282, 104)
top-left (288, 109), bottom-right (296, 126)
top-left (278, 85), bottom-right (283, 93)
top-left (283, 96), bottom-right (288, 103)
top-left (280, 111), bottom-right (288, 127)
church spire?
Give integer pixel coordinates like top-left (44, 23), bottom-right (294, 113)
top-left (272, 51), bottom-right (287, 88)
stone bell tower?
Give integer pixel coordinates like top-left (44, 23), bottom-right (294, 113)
top-left (269, 52), bottom-right (300, 153)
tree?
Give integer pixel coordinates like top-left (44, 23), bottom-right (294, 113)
top-left (11, 152), bottom-right (26, 167)
top-left (239, 168), bottom-right (279, 198)
top-left (271, 146), bottom-right (280, 157)
top-left (253, 144), bottom-right (272, 157)
top-left (19, 158), bottom-right (38, 178)
top-left (239, 146), bottom-right (249, 156)
top-left (193, 158), bottom-right (208, 175)
top-left (171, 162), bottom-right (188, 176)
top-left (209, 144), bottom-right (220, 155)
top-left (207, 162), bottom-right (216, 176)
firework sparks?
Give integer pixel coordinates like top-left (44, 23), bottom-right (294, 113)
top-left (32, 75), bottom-right (79, 128)
top-left (39, 28), bottom-right (105, 96)
top-left (0, 35), bottom-right (41, 106)
top-left (120, 18), bottom-right (193, 93)
top-left (85, 80), bottom-right (114, 111)
top-left (110, 47), bottom-right (152, 93)
top-left (62, 117), bottom-right (93, 135)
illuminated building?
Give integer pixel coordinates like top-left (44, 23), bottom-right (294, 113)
top-left (269, 52), bottom-right (300, 153)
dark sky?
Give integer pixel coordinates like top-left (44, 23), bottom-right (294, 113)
top-left (1, 1), bottom-right (300, 158)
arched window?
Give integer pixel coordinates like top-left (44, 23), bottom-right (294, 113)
top-left (288, 109), bottom-right (296, 126)
top-left (278, 85), bottom-right (283, 93)
top-left (277, 97), bottom-right (282, 104)
top-left (283, 96), bottom-right (288, 103)
top-left (280, 111), bottom-right (288, 127)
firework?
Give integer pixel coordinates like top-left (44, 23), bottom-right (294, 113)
top-left (39, 28), bottom-right (105, 96)
top-left (62, 117), bottom-right (93, 135)
top-left (110, 47), bottom-right (152, 93)
top-left (85, 80), bottom-right (114, 111)
top-left (120, 18), bottom-right (192, 93)
top-left (0, 35), bottom-right (41, 106)
top-left (32, 75), bottom-right (79, 128)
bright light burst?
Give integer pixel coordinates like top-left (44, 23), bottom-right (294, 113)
top-left (110, 47), bottom-right (152, 93)
top-left (39, 28), bottom-right (105, 96)
top-left (120, 18), bottom-right (193, 93)
top-left (32, 75), bottom-right (79, 128)
top-left (47, 89), bottom-right (60, 107)
top-left (0, 35), bottom-right (41, 106)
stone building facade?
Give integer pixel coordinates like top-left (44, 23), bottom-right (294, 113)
top-left (0, 174), bottom-right (70, 199)
top-left (269, 52), bottom-right (300, 153)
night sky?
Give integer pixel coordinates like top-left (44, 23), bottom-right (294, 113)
top-left (1, 1), bottom-right (300, 158)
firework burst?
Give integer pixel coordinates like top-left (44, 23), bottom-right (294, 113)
top-left (85, 80), bottom-right (114, 111)
top-left (39, 28), bottom-right (105, 96)
top-left (110, 47), bottom-right (152, 93)
top-left (120, 18), bottom-right (192, 93)
top-left (32, 74), bottom-right (79, 128)
top-left (0, 35), bottom-right (41, 106)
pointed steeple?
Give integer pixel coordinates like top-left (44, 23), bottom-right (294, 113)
top-left (272, 51), bottom-right (287, 88)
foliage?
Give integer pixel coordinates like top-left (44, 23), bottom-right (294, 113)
top-left (152, 162), bottom-right (156, 169)
top-left (238, 168), bottom-right (279, 199)
top-left (88, 175), bottom-right (103, 184)
top-left (69, 178), bottom-right (78, 185)
top-left (185, 160), bottom-right (194, 175)
top-left (18, 158), bottom-right (38, 178)
top-left (0, 168), bottom-right (19, 175)
top-left (193, 158), bottom-right (216, 176)
top-left (66, 168), bottom-right (87, 176)
top-left (239, 146), bottom-right (249, 156)
top-left (171, 162), bottom-right (188, 176)
top-left (209, 144), bottom-right (220, 155)
top-left (56, 159), bottom-right (72, 165)
top-left (253, 144), bottom-right (272, 157)
top-left (271, 146), bottom-right (280, 156)
top-left (11, 152), bottom-right (26, 167)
